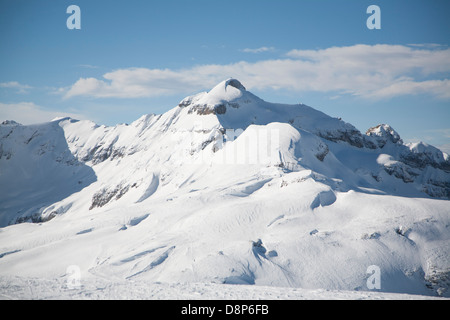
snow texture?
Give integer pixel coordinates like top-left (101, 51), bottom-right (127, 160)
top-left (0, 79), bottom-right (449, 299)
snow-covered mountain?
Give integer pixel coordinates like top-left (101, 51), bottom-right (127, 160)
top-left (0, 79), bottom-right (449, 298)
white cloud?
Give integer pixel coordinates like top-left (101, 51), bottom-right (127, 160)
top-left (0, 81), bottom-right (32, 93)
top-left (62, 44), bottom-right (450, 101)
top-left (0, 102), bottom-right (87, 125)
top-left (241, 47), bottom-right (275, 54)
top-left (64, 67), bottom-right (226, 99)
top-left (406, 43), bottom-right (447, 49)
top-left (365, 79), bottom-right (450, 99)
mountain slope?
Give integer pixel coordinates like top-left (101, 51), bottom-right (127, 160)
top-left (0, 120), bottom-right (96, 226)
top-left (0, 79), bottom-right (449, 298)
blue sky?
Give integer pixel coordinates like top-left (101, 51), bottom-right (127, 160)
top-left (1, 0), bottom-right (450, 152)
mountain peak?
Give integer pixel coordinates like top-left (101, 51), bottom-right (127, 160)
top-left (1, 120), bottom-right (21, 126)
top-left (209, 78), bottom-right (246, 94)
top-left (366, 124), bottom-right (403, 148)
top-left (224, 78), bottom-right (246, 91)
top-left (2, 79), bottom-right (450, 298)
top-left (178, 78), bottom-right (260, 115)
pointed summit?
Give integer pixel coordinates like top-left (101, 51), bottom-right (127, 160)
top-left (209, 78), bottom-right (246, 95)
top-left (366, 124), bottom-right (402, 148)
top-left (224, 78), bottom-right (246, 91)
top-left (203, 78), bottom-right (250, 107)
top-left (177, 78), bottom-right (262, 116)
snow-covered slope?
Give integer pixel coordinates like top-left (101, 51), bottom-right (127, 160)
top-left (1, 276), bottom-right (445, 300)
top-left (0, 79), bottom-right (449, 299)
top-left (0, 120), bottom-right (96, 226)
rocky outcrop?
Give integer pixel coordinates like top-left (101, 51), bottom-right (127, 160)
top-left (402, 142), bottom-right (450, 172)
top-left (318, 128), bottom-right (366, 149)
top-left (90, 182), bottom-right (138, 210)
top-left (366, 124), bottom-right (403, 148)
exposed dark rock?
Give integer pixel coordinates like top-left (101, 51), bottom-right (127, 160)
top-left (1, 120), bottom-right (21, 126)
top-left (214, 104), bottom-right (227, 115)
top-left (80, 144), bottom-right (125, 165)
top-left (225, 79), bottom-right (246, 91)
top-left (187, 103), bottom-right (227, 115)
top-left (366, 124), bottom-right (403, 148)
top-left (89, 183), bottom-right (134, 210)
top-left (318, 129), bottom-right (365, 148)
top-left (315, 143), bottom-right (329, 162)
top-left (401, 144), bottom-right (450, 172)
top-left (383, 162), bottom-right (418, 183)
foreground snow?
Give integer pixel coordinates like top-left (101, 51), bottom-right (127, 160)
top-left (1, 189), bottom-right (448, 298)
top-left (0, 276), bottom-right (445, 300)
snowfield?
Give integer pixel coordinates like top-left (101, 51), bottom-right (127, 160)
top-left (0, 79), bottom-right (449, 300)
top-left (0, 276), bottom-right (445, 300)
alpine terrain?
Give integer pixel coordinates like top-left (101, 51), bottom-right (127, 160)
top-left (0, 79), bottom-right (449, 299)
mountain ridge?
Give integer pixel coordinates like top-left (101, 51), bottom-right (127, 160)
top-left (0, 79), bottom-right (449, 297)
top-left (1, 78), bottom-right (449, 226)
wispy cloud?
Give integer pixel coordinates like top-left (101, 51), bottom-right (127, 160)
top-left (62, 44), bottom-right (450, 101)
top-left (78, 64), bottom-right (99, 69)
top-left (406, 43), bottom-right (447, 49)
top-left (0, 102), bottom-right (87, 125)
top-left (437, 143), bottom-right (450, 155)
top-left (424, 128), bottom-right (450, 139)
top-left (0, 81), bottom-right (32, 93)
top-left (241, 47), bottom-right (275, 54)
